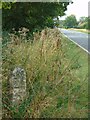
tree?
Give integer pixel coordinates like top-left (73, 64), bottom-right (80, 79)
top-left (88, 17), bottom-right (90, 30)
top-left (2, 2), bottom-right (71, 32)
top-left (64, 15), bottom-right (78, 28)
top-left (78, 16), bottom-right (90, 30)
top-left (79, 17), bottom-right (87, 23)
top-left (58, 20), bottom-right (65, 28)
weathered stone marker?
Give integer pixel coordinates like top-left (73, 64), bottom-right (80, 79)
top-left (10, 67), bottom-right (26, 106)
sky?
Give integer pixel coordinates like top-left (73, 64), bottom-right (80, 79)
top-left (59, 0), bottom-right (89, 21)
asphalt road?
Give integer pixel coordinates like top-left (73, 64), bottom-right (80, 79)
top-left (59, 28), bottom-right (90, 54)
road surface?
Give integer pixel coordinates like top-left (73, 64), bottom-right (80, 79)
top-left (59, 28), bottom-right (90, 54)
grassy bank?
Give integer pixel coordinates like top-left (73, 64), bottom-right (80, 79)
top-left (2, 28), bottom-right (88, 118)
top-left (69, 28), bottom-right (90, 34)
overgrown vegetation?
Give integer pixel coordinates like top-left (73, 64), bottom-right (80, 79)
top-left (2, 28), bottom-right (88, 118)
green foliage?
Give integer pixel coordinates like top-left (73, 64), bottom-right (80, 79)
top-left (46, 17), bottom-right (55, 28)
top-left (64, 15), bottom-right (78, 28)
top-left (79, 17), bottom-right (87, 23)
top-left (2, 2), bottom-right (70, 32)
top-left (88, 17), bottom-right (90, 30)
top-left (0, 0), bottom-right (2, 9)
top-left (58, 20), bottom-right (65, 28)
top-left (78, 16), bottom-right (90, 30)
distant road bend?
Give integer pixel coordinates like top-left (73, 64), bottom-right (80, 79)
top-left (59, 28), bottom-right (90, 54)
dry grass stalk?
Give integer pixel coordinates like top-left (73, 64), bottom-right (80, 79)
top-left (33, 32), bottom-right (40, 41)
top-left (40, 29), bottom-right (47, 41)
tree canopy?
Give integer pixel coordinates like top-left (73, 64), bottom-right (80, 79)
top-left (64, 15), bottom-right (78, 28)
top-left (78, 16), bottom-right (90, 30)
top-left (2, 2), bottom-right (71, 32)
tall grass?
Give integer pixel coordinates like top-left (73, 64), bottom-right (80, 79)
top-left (2, 28), bottom-right (88, 118)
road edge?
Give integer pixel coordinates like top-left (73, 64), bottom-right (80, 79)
top-left (58, 28), bottom-right (90, 55)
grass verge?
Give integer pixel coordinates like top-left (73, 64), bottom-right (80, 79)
top-left (69, 28), bottom-right (90, 34)
top-left (2, 28), bottom-right (88, 118)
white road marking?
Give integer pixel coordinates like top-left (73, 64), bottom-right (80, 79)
top-left (58, 28), bottom-right (90, 55)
